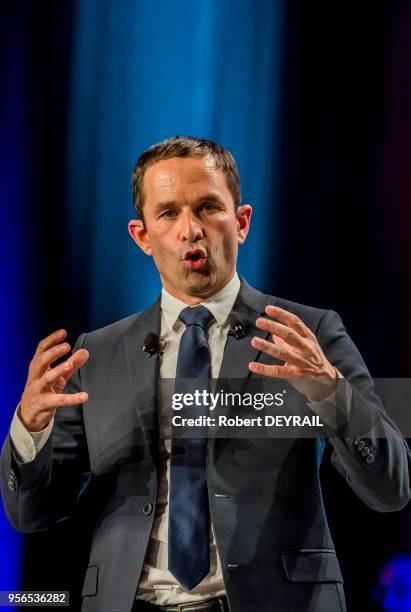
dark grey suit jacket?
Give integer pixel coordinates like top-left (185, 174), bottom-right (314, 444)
top-left (1, 278), bottom-right (410, 612)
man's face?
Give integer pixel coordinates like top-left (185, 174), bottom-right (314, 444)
top-left (129, 156), bottom-right (251, 304)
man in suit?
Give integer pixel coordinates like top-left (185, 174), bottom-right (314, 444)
top-left (1, 136), bottom-right (410, 612)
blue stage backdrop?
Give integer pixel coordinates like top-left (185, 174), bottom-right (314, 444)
top-left (64, 0), bottom-right (284, 329)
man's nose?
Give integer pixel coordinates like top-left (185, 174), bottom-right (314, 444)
top-left (177, 212), bottom-right (204, 242)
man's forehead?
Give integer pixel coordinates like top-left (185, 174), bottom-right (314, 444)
top-left (145, 156), bottom-right (222, 190)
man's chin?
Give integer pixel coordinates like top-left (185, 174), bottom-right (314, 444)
top-left (184, 274), bottom-right (213, 296)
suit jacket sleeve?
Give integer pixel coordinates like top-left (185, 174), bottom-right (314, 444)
top-left (0, 334), bottom-right (90, 533)
top-left (318, 309), bottom-right (411, 512)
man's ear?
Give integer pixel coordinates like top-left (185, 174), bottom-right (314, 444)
top-left (128, 219), bottom-right (153, 256)
top-left (236, 204), bottom-right (252, 244)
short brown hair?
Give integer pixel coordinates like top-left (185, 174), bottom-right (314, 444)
top-left (131, 136), bottom-right (241, 221)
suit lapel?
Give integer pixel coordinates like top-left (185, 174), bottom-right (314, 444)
top-left (218, 277), bottom-right (283, 380)
top-left (123, 296), bottom-right (162, 458)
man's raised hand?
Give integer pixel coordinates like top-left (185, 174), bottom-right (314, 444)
top-left (19, 329), bottom-right (89, 432)
top-left (248, 305), bottom-right (338, 402)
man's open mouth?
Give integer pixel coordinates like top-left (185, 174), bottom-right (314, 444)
top-left (183, 249), bottom-right (208, 270)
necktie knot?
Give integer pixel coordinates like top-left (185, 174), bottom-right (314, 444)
top-left (179, 305), bottom-right (214, 331)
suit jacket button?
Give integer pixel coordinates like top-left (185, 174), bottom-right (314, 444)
top-left (366, 453), bottom-right (375, 463)
top-left (143, 503), bottom-right (153, 515)
top-left (357, 440), bottom-right (365, 451)
top-left (227, 564), bottom-right (240, 571)
top-left (361, 447), bottom-right (370, 457)
top-left (354, 436), bottom-right (361, 446)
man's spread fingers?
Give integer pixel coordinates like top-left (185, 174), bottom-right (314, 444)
top-left (42, 360), bottom-right (74, 388)
top-left (35, 329), bottom-right (67, 355)
top-left (264, 305), bottom-right (313, 338)
top-left (33, 342), bottom-right (71, 376)
top-left (45, 349), bottom-right (90, 388)
top-left (66, 349), bottom-right (90, 376)
top-left (53, 376), bottom-right (67, 394)
top-left (48, 391), bottom-right (89, 407)
top-left (255, 318), bottom-right (308, 350)
top-left (248, 361), bottom-right (290, 378)
top-left (251, 337), bottom-right (303, 366)
top-left (59, 349), bottom-right (90, 385)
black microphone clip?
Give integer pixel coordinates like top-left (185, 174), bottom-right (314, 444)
top-left (140, 332), bottom-right (159, 357)
top-left (227, 312), bottom-right (248, 339)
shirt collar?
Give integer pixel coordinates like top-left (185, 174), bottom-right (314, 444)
top-left (161, 273), bottom-right (241, 332)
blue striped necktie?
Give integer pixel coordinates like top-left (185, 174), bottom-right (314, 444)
top-left (168, 305), bottom-right (214, 590)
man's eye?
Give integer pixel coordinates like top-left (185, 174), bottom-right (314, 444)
top-left (203, 202), bottom-right (217, 212)
top-left (162, 210), bottom-right (176, 218)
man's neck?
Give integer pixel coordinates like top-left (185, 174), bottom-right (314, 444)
top-left (162, 273), bottom-right (237, 306)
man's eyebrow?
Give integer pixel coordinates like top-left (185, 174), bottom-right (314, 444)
top-left (197, 193), bottom-right (224, 203)
top-left (154, 201), bottom-right (178, 212)
top-left (153, 194), bottom-right (224, 212)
